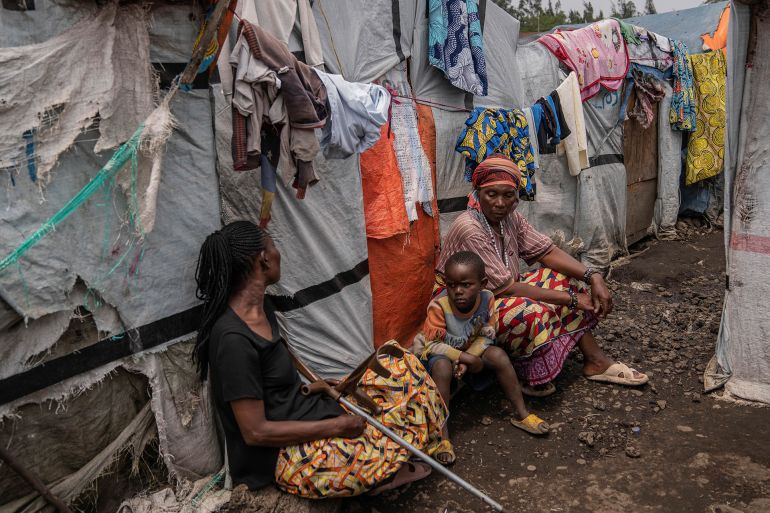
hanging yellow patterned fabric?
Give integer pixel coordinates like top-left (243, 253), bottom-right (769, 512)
top-left (685, 51), bottom-right (727, 185)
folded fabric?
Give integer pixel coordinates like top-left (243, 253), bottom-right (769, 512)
top-left (628, 67), bottom-right (666, 129)
top-left (455, 107), bottom-right (537, 198)
top-left (538, 19), bottom-right (629, 101)
top-left (669, 39), bottom-right (697, 132)
top-left (686, 51), bottom-right (726, 185)
top-left (627, 29), bottom-right (674, 72)
top-left (428, 0), bottom-right (488, 96)
top-left (314, 70), bottom-right (390, 159)
top-left (555, 72), bottom-right (589, 176)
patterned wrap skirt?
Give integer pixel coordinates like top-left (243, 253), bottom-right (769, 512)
top-left (274, 344), bottom-right (447, 498)
top-left (434, 267), bottom-right (597, 386)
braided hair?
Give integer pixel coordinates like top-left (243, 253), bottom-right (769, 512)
top-left (193, 220), bottom-right (266, 379)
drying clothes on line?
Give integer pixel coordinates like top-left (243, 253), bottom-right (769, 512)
top-left (538, 19), bottom-right (629, 101)
top-left (533, 94), bottom-right (570, 155)
top-left (686, 51), bottom-right (726, 185)
top-left (669, 39), bottom-right (697, 132)
top-left (378, 63), bottom-right (435, 222)
top-left (555, 72), bottom-right (589, 176)
top-left (230, 20), bottom-right (328, 200)
top-left (618, 63), bottom-right (671, 125)
top-left (455, 107), bottom-right (537, 199)
top-left (428, 0), bottom-right (488, 96)
top-left (626, 30), bottom-right (674, 72)
top-left (250, 0), bottom-right (325, 67)
top-left (627, 67), bottom-right (666, 129)
top-left (614, 18), bottom-right (641, 45)
top-left (522, 107), bottom-right (540, 169)
top-left (313, 70), bottom-right (390, 159)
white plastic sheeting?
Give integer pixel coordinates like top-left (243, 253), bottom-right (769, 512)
top-left (713, 1), bottom-right (770, 404)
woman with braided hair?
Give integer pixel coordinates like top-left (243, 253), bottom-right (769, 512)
top-left (194, 221), bottom-right (446, 498)
top-left (436, 154), bottom-right (648, 397)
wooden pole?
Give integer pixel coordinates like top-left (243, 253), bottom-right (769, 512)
top-left (178, 0), bottom-right (232, 86)
top-left (0, 446), bottom-right (74, 513)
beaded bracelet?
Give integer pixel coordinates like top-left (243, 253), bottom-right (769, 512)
top-left (583, 267), bottom-right (597, 284)
top-left (567, 289), bottom-right (578, 310)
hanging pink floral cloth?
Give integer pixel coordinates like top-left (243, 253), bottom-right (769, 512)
top-left (537, 19), bottom-right (630, 102)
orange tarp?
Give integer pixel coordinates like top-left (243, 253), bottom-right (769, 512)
top-left (362, 105), bottom-right (440, 348)
top-left (702, 5), bottom-right (730, 54)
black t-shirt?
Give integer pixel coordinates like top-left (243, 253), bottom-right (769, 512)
top-left (208, 307), bottom-right (344, 490)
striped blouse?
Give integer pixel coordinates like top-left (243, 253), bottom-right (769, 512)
top-left (437, 211), bottom-right (554, 291)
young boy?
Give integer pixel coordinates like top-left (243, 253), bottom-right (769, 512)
top-left (413, 251), bottom-right (549, 465)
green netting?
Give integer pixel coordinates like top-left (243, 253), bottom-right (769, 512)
top-left (0, 124), bottom-right (145, 274)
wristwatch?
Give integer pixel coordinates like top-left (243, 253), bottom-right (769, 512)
top-left (583, 267), bottom-right (598, 284)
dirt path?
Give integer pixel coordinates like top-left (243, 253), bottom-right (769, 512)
top-left (350, 230), bottom-right (770, 513)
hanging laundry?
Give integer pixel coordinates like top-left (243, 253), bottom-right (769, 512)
top-left (230, 20), bottom-right (328, 200)
top-left (686, 51), bottom-right (726, 185)
top-left (534, 94), bottom-right (570, 155)
top-left (455, 107), bottom-right (537, 199)
top-left (614, 18), bottom-right (642, 45)
top-left (538, 19), bottom-right (629, 101)
top-left (628, 67), bottom-right (666, 129)
top-left (522, 107), bottom-right (540, 170)
top-left (626, 28), bottom-right (674, 72)
top-left (428, 0), bottom-right (488, 96)
top-left (555, 72), bottom-right (589, 176)
top-left (313, 70), bottom-right (390, 159)
top-left (669, 39), bottom-right (697, 132)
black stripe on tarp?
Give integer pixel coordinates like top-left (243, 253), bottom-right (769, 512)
top-left (0, 305), bottom-right (203, 405)
top-left (268, 259), bottom-right (370, 312)
top-left (590, 153), bottom-right (624, 167)
top-left (438, 196), bottom-right (469, 213)
top-left (0, 260), bottom-right (371, 405)
top-left (391, 0), bottom-right (405, 62)
top-left (154, 63), bottom-right (209, 90)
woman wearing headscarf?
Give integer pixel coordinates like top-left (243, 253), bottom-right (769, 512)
top-left (194, 221), bottom-right (446, 497)
top-left (437, 154), bottom-right (648, 395)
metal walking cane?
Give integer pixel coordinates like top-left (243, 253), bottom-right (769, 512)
top-left (282, 341), bottom-right (505, 512)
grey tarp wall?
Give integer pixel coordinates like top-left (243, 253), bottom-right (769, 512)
top-left (713, 1), bottom-right (770, 404)
top-left (0, 4), bottom-right (222, 509)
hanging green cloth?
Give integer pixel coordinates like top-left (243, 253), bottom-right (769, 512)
top-left (614, 18), bottom-right (642, 45)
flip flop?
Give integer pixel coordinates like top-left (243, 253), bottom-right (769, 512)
top-left (586, 362), bottom-right (649, 386)
top-left (522, 382), bottom-right (557, 397)
top-left (510, 414), bottom-right (550, 435)
top-left (367, 461), bottom-right (432, 495)
top-left (431, 439), bottom-right (456, 466)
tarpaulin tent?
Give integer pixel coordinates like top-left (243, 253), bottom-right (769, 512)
top-left (710, 0), bottom-right (770, 404)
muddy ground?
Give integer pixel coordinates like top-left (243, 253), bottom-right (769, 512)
top-left (346, 228), bottom-right (770, 513)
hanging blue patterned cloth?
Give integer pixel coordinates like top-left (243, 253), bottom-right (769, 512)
top-left (428, 0), bottom-right (488, 96)
top-left (669, 40), bottom-right (697, 132)
top-left (455, 107), bottom-right (537, 199)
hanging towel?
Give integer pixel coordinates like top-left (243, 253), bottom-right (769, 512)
top-left (685, 51), bottom-right (726, 185)
top-left (314, 70), bottom-right (390, 159)
top-left (538, 19), bottom-right (629, 101)
top-left (455, 107), bottom-right (537, 198)
top-left (669, 39), bottom-right (697, 132)
top-left (555, 72), bottom-right (589, 176)
top-left (428, 0), bottom-right (488, 96)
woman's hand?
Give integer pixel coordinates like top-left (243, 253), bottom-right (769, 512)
top-left (589, 274), bottom-right (613, 318)
top-left (576, 292), bottom-right (595, 312)
top-left (333, 414), bottom-right (367, 438)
